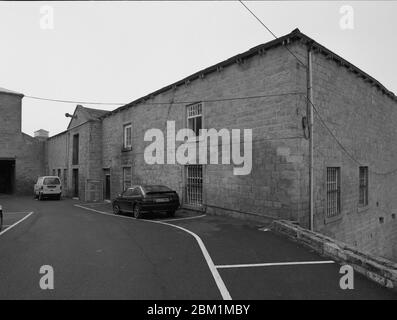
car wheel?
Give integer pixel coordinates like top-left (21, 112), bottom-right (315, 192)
top-left (167, 210), bottom-right (176, 218)
top-left (133, 205), bottom-right (142, 219)
top-left (113, 204), bottom-right (121, 215)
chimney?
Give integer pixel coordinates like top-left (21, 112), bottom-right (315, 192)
top-left (34, 129), bottom-right (49, 141)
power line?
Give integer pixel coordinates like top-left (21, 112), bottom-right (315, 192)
top-left (238, 0), bottom-right (307, 68)
top-left (24, 95), bottom-right (126, 105)
top-left (24, 91), bottom-right (305, 106)
top-left (239, 0), bottom-right (397, 177)
top-left (309, 99), bottom-right (397, 176)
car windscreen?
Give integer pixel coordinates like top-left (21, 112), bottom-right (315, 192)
top-left (143, 185), bottom-right (172, 194)
top-left (43, 177), bottom-right (60, 185)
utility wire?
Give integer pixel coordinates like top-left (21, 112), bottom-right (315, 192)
top-left (24, 91), bottom-right (304, 106)
top-left (238, 0), bottom-right (307, 68)
top-left (24, 95), bottom-right (126, 105)
top-left (239, 0), bottom-right (397, 177)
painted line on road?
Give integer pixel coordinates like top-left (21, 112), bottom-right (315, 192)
top-left (3, 211), bottom-right (32, 215)
top-left (0, 212), bottom-right (34, 236)
top-left (74, 204), bottom-right (232, 300)
top-left (162, 214), bottom-right (206, 222)
top-left (215, 260), bottom-right (335, 269)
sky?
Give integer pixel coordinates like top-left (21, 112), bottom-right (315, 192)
top-left (0, 1), bottom-right (396, 136)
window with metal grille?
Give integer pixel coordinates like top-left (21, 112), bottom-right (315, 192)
top-left (185, 165), bottom-right (203, 207)
top-left (123, 124), bottom-right (132, 149)
top-left (187, 102), bottom-right (203, 137)
top-left (326, 167), bottom-right (341, 217)
top-left (359, 166), bottom-right (368, 206)
top-left (123, 167), bottom-right (132, 191)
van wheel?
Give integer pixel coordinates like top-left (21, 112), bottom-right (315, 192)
top-left (133, 205), bottom-right (142, 219)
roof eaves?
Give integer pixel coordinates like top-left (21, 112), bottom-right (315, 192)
top-left (100, 29), bottom-right (301, 119)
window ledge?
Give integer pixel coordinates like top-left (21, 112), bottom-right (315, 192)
top-left (324, 214), bottom-right (343, 225)
top-left (357, 205), bottom-right (370, 213)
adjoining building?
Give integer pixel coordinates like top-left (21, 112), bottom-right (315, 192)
top-left (0, 87), bottom-right (46, 195)
top-left (1, 29), bottom-right (397, 261)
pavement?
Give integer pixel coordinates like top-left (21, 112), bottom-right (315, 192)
top-left (0, 195), bottom-right (395, 300)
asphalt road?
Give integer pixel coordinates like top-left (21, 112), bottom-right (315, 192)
top-left (0, 196), bottom-right (395, 300)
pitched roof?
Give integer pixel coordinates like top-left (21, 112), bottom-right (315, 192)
top-left (81, 105), bottom-right (109, 120)
top-left (0, 87), bottom-right (24, 97)
top-left (67, 105), bottom-right (109, 130)
top-left (101, 28), bottom-right (396, 119)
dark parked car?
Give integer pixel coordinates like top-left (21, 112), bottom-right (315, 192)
top-left (112, 185), bottom-right (180, 219)
top-left (0, 204), bottom-right (3, 231)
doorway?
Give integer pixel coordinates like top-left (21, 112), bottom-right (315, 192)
top-left (0, 159), bottom-right (15, 194)
top-left (104, 169), bottom-right (110, 200)
top-left (72, 169), bottom-right (79, 198)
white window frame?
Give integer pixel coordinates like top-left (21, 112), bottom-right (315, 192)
top-left (186, 102), bottom-right (204, 141)
top-left (123, 123), bottom-right (132, 149)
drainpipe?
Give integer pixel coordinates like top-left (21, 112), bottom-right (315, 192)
top-left (307, 43), bottom-right (314, 231)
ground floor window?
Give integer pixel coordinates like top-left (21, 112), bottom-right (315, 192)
top-left (359, 166), bottom-right (368, 206)
top-left (185, 165), bottom-right (203, 207)
top-left (123, 167), bottom-right (132, 191)
top-left (326, 167), bottom-right (341, 217)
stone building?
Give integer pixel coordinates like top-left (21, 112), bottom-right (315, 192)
top-left (0, 87), bottom-right (45, 195)
top-left (2, 29), bottom-right (397, 260)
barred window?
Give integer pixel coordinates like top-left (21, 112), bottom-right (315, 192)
top-left (327, 167), bottom-right (341, 217)
top-left (123, 167), bottom-right (132, 191)
top-left (359, 166), bottom-right (368, 206)
top-left (187, 102), bottom-right (202, 137)
top-left (185, 165), bottom-right (203, 207)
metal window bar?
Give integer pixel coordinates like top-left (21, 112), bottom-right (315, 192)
top-left (327, 167), bottom-right (340, 217)
top-left (185, 165), bottom-right (203, 207)
top-left (359, 167), bottom-right (368, 206)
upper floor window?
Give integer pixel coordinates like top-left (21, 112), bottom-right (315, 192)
top-left (123, 124), bottom-right (132, 149)
top-left (187, 102), bottom-right (203, 137)
top-left (359, 166), bottom-right (369, 207)
top-left (72, 134), bottom-right (79, 165)
top-left (326, 167), bottom-right (341, 217)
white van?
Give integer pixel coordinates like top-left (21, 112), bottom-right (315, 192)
top-left (34, 176), bottom-right (62, 200)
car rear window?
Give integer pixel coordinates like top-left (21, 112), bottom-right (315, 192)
top-left (143, 185), bottom-right (172, 194)
top-left (43, 177), bottom-right (60, 185)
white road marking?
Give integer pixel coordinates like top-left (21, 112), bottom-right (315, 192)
top-left (0, 212), bottom-right (34, 236)
top-left (3, 211), bottom-right (32, 215)
top-left (162, 214), bottom-right (206, 222)
top-left (74, 204), bottom-right (232, 300)
top-left (215, 260), bottom-right (335, 269)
